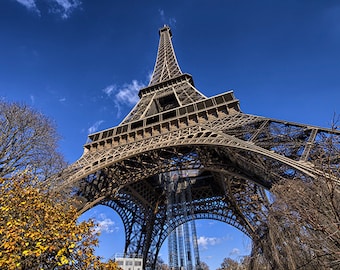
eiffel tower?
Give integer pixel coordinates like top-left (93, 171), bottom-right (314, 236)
top-left (60, 26), bottom-right (340, 268)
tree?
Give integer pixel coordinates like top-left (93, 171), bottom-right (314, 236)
top-left (0, 101), bottom-right (66, 180)
top-left (198, 261), bottom-right (210, 270)
top-left (254, 175), bottom-right (339, 270)
top-left (0, 101), bottom-right (121, 269)
top-left (217, 257), bottom-right (250, 270)
top-left (249, 132), bottom-right (340, 270)
top-left (217, 258), bottom-right (239, 270)
top-left (100, 259), bottom-right (122, 270)
top-left (0, 172), bottom-right (121, 269)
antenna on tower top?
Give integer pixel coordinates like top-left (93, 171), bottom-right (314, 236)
top-left (159, 24), bottom-right (172, 37)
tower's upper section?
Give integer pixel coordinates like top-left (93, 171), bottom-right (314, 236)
top-left (148, 25), bottom-right (183, 86)
top-left (84, 26), bottom-right (241, 146)
top-left (119, 25), bottom-right (208, 124)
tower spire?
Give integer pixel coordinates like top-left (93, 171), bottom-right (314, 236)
top-left (120, 26), bottom-right (206, 124)
top-left (149, 25), bottom-right (182, 85)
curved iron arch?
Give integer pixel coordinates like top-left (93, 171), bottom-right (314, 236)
top-left (63, 123), bottom-right (319, 190)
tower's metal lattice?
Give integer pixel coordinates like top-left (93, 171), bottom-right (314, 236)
top-left (59, 25), bottom-right (340, 269)
top-left (165, 170), bottom-right (200, 270)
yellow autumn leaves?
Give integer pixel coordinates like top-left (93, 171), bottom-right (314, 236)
top-left (0, 172), bottom-right (121, 270)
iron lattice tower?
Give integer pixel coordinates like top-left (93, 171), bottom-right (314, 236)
top-left (60, 26), bottom-right (340, 268)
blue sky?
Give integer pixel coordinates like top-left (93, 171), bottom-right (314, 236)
top-left (1, 0), bottom-right (340, 268)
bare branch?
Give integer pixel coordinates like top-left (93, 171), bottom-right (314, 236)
top-left (0, 101), bottom-right (67, 181)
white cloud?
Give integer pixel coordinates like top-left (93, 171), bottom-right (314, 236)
top-left (88, 120), bottom-right (104, 134)
top-left (159, 9), bottom-right (165, 21)
top-left (115, 80), bottom-right (143, 105)
top-left (54, 0), bottom-right (80, 10)
top-left (30, 94), bottom-right (35, 104)
top-left (102, 79), bottom-right (144, 119)
top-left (102, 84), bottom-right (116, 97)
top-left (197, 236), bottom-right (221, 250)
top-left (48, 0), bottom-right (82, 19)
top-left (14, 0), bottom-right (81, 19)
top-left (147, 70), bottom-right (153, 84)
top-left (169, 17), bottom-right (177, 26)
top-left (101, 79), bottom-right (145, 119)
top-left (93, 213), bottom-right (119, 234)
top-left (158, 9), bottom-right (176, 27)
top-left (230, 248), bottom-right (240, 256)
top-left (103, 80), bottom-right (144, 105)
top-left (15, 0), bottom-right (38, 11)
top-left (59, 97), bottom-right (66, 102)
